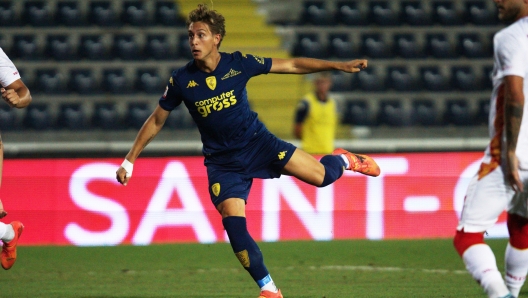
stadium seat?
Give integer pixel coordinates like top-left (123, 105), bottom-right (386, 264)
top-left (24, 1), bottom-right (53, 26)
top-left (457, 33), bottom-right (486, 58)
top-left (56, 1), bottom-right (84, 26)
top-left (377, 99), bottom-right (408, 126)
top-left (80, 35), bottom-right (110, 60)
top-left (443, 99), bottom-right (473, 126)
top-left (358, 66), bottom-right (385, 91)
top-left (13, 35), bottom-right (42, 60)
top-left (102, 69), bottom-right (130, 94)
top-left (386, 66), bottom-right (418, 91)
top-left (113, 34), bottom-right (141, 60)
top-left (0, 34), bottom-right (10, 56)
top-left (343, 100), bottom-right (372, 126)
top-left (68, 69), bottom-right (98, 95)
top-left (136, 68), bottom-right (163, 94)
top-left (0, 104), bottom-right (19, 131)
top-left (465, 0), bottom-right (498, 25)
top-left (92, 103), bottom-right (120, 129)
top-left (122, 1), bottom-right (148, 26)
top-left (426, 33), bottom-right (455, 59)
top-left (420, 66), bottom-right (449, 91)
top-left (361, 33), bottom-right (391, 58)
top-left (126, 102), bottom-right (151, 129)
top-left (474, 98), bottom-right (490, 125)
top-left (451, 66), bottom-right (480, 91)
top-left (57, 103), bottom-right (87, 130)
top-left (0, 2), bottom-right (17, 26)
top-left (330, 72), bottom-right (354, 92)
top-left (433, 1), bottom-right (462, 25)
top-left (327, 34), bottom-right (356, 59)
top-left (23, 103), bottom-right (52, 130)
top-left (300, 1), bottom-right (334, 26)
top-left (393, 34), bottom-right (424, 59)
top-left (35, 69), bottom-right (67, 94)
top-left (90, 1), bottom-right (118, 26)
top-left (400, 1), bottom-right (431, 26)
top-left (146, 34), bottom-right (172, 60)
top-left (335, 1), bottom-right (365, 26)
top-left (411, 99), bottom-right (439, 126)
top-left (178, 34), bottom-right (193, 60)
top-left (369, 1), bottom-right (399, 26)
top-left (46, 35), bottom-right (76, 61)
top-left (293, 33), bottom-right (327, 59)
top-left (156, 1), bottom-right (184, 26)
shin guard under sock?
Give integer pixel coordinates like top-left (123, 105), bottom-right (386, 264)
top-left (222, 216), bottom-right (270, 287)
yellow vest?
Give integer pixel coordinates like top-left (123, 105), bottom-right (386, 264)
top-left (301, 92), bottom-right (337, 154)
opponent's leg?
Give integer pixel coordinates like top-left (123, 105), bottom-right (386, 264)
top-left (217, 198), bottom-right (282, 298)
top-left (505, 213), bottom-right (528, 297)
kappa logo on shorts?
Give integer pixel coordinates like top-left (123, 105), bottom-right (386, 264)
top-left (278, 151), bottom-right (287, 160)
top-left (211, 183), bottom-right (221, 197)
top-left (235, 249), bottom-right (250, 267)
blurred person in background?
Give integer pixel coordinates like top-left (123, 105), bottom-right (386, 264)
top-left (116, 4), bottom-right (379, 298)
top-left (293, 72), bottom-right (337, 154)
top-left (453, 0), bottom-right (528, 297)
top-left (0, 46), bottom-right (31, 270)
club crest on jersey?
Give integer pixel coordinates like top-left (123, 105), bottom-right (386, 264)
top-left (221, 69), bottom-right (241, 80)
top-left (187, 80), bottom-right (199, 88)
top-left (211, 183), bottom-right (221, 197)
top-left (206, 76), bottom-right (216, 90)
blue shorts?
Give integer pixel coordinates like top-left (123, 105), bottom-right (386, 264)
top-left (205, 130), bottom-right (296, 206)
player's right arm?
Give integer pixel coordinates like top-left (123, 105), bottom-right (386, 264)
top-left (116, 104), bottom-right (170, 185)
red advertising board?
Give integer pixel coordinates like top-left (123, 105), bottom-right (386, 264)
top-left (0, 152), bottom-right (507, 246)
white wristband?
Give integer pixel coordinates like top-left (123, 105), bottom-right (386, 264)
top-left (121, 159), bottom-right (134, 177)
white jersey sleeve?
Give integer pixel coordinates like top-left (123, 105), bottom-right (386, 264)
top-left (494, 31), bottom-right (528, 78)
top-left (0, 47), bottom-right (21, 87)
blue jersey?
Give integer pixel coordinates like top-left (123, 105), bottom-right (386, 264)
top-left (160, 51), bottom-right (272, 155)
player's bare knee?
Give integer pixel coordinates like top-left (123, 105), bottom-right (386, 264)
top-left (453, 230), bottom-right (485, 256)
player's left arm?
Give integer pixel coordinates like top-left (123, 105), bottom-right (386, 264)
top-left (270, 57), bottom-right (367, 74)
top-left (1, 78), bottom-right (32, 109)
top-left (504, 74), bottom-right (524, 192)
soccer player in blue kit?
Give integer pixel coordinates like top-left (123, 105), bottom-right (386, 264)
top-left (116, 4), bottom-right (380, 298)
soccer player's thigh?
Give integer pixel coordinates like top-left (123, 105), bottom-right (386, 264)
top-left (281, 148), bottom-right (325, 186)
top-left (458, 168), bottom-right (512, 233)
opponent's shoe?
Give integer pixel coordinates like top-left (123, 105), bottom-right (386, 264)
top-left (258, 289), bottom-right (283, 298)
top-left (1, 221), bottom-right (24, 270)
top-left (332, 148), bottom-right (380, 177)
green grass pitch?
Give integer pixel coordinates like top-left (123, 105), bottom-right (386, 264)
top-left (1, 239), bottom-right (518, 297)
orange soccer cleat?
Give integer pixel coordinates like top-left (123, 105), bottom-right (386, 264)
top-left (1, 221), bottom-right (24, 270)
top-left (333, 148), bottom-right (381, 177)
top-left (258, 289), bottom-right (283, 298)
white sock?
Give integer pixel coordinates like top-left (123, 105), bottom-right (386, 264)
top-left (260, 275), bottom-right (278, 292)
top-left (463, 244), bottom-right (510, 298)
top-left (339, 155), bottom-right (350, 169)
top-left (0, 222), bottom-right (14, 242)
top-left (505, 243), bottom-right (528, 297)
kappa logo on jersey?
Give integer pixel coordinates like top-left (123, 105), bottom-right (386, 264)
top-left (253, 55), bottom-right (265, 64)
top-left (195, 89), bottom-right (238, 117)
top-left (221, 69), bottom-right (241, 80)
top-left (169, 77), bottom-right (174, 86)
top-left (278, 151), bottom-right (287, 160)
top-left (211, 183), bottom-right (221, 197)
top-left (206, 76), bottom-right (216, 90)
top-left (187, 80), bottom-right (199, 88)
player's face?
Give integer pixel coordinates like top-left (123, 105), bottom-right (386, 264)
top-left (494, 0), bottom-right (526, 23)
top-left (188, 22), bottom-right (220, 60)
